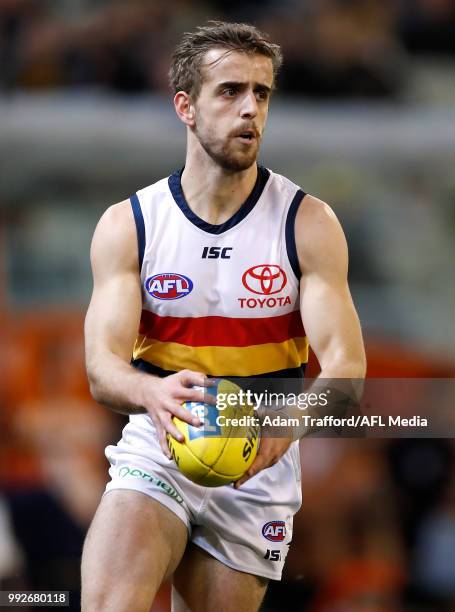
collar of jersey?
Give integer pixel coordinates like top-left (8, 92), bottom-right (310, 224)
top-left (168, 165), bottom-right (270, 235)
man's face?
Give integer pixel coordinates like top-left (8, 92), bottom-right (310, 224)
top-left (191, 49), bottom-right (274, 172)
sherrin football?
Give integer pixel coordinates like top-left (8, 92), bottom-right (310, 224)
top-left (167, 379), bottom-right (259, 487)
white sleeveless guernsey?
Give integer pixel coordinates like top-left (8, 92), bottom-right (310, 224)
top-left (105, 166), bottom-right (305, 581)
top-left (130, 165), bottom-right (308, 378)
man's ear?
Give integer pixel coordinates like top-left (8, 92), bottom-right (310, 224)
top-left (174, 91), bottom-right (195, 127)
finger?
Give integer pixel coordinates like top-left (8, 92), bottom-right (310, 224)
top-left (161, 413), bottom-right (185, 443)
top-left (179, 387), bottom-right (217, 406)
top-left (203, 389), bottom-right (217, 405)
top-left (167, 402), bottom-right (202, 427)
top-left (235, 454), bottom-right (268, 488)
top-left (178, 370), bottom-right (207, 388)
top-left (179, 370), bottom-right (217, 389)
top-left (178, 386), bottom-right (208, 403)
top-left (155, 423), bottom-right (172, 459)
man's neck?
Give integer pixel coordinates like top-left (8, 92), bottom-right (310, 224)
top-left (180, 159), bottom-right (258, 226)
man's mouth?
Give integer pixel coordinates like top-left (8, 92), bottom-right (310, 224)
top-left (235, 130), bottom-right (257, 143)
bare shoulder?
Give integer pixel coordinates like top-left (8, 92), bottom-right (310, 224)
top-left (91, 199), bottom-right (138, 273)
top-left (295, 194), bottom-right (348, 277)
top-left (95, 199), bottom-right (136, 240)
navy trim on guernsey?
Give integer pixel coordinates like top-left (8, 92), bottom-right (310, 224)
top-left (168, 165), bottom-right (270, 235)
top-left (285, 189), bottom-right (306, 281)
top-left (130, 193), bottom-right (145, 271)
top-left (131, 358), bottom-right (305, 380)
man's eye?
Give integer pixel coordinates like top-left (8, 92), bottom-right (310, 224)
top-left (224, 88), bottom-right (236, 96)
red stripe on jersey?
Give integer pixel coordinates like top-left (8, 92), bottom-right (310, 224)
top-left (139, 309), bottom-right (305, 348)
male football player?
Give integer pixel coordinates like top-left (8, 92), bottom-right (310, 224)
top-left (82, 21), bottom-right (366, 612)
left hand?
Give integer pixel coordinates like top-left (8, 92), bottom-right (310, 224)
top-left (234, 436), bottom-right (293, 488)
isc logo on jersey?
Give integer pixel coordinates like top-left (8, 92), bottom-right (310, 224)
top-left (145, 273), bottom-right (193, 300)
top-left (262, 521), bottom-right (286, 542)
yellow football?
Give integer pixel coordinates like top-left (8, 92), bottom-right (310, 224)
top-left (167, 379), bottom-right (259, 487)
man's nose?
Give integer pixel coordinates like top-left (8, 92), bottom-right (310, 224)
top-left (240, 90), bottom-right (258, 119)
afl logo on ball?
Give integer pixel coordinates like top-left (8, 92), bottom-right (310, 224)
top-left (262, 521), bottom-right (286, 542)
top-left (145, 273), bottom-right (193, 300)
top-left (242, 265), bottom-right (287, 295)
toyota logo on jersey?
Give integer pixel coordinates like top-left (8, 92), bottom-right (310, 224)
top-left (242, 265), bottom-right (287, 295)
top-left (145, 273), bottom-right (193, 300)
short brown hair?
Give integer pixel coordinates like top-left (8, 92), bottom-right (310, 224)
top-left (169, 20), bottom-right (282, 99)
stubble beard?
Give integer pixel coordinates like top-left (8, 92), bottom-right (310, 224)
top-left (194, 119), bottom-right (259, 173)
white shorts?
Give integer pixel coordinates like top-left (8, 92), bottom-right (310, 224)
top-left (104, 414), bottom-right (302, 580)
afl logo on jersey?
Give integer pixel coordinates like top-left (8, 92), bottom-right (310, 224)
top-left (242, 265), bottom-right (287, 296)
top-left (262, 521), bottom-right (286, 542)
top-left (145, 273), bottom-right (193, 300)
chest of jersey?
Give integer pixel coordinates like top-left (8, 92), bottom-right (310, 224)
top-left (132, 167), bottom-right (308, 377)
top-left (141, 211), bottom-right (297, 319)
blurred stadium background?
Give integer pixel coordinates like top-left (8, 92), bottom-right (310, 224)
top-left (1, 0), bottom-right (455, 610)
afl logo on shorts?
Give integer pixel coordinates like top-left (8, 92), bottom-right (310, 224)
top-left (242, 265), bottom-right (287, 296)
top-left (145, 273), bottom-right (193, 300)
top-left (262, 521), bottom-right (286, 542)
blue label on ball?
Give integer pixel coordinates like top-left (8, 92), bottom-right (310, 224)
top-left (185, 385), bottom-right (221, 439)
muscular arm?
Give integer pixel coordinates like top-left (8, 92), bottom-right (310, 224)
top-left (85, 201), bottom-right (208, 455)
top-left (297, 195), bottom-right (366, 380)
top-left (85, 201), bottom-right (147, 413)
top-left (236, 195), bottom-right (366, 485)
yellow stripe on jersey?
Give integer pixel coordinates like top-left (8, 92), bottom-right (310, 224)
top-left (133, 335), bottom-right (309, 376)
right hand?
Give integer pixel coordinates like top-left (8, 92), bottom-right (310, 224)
top-left (145, 369), bottom-right (216, 458)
